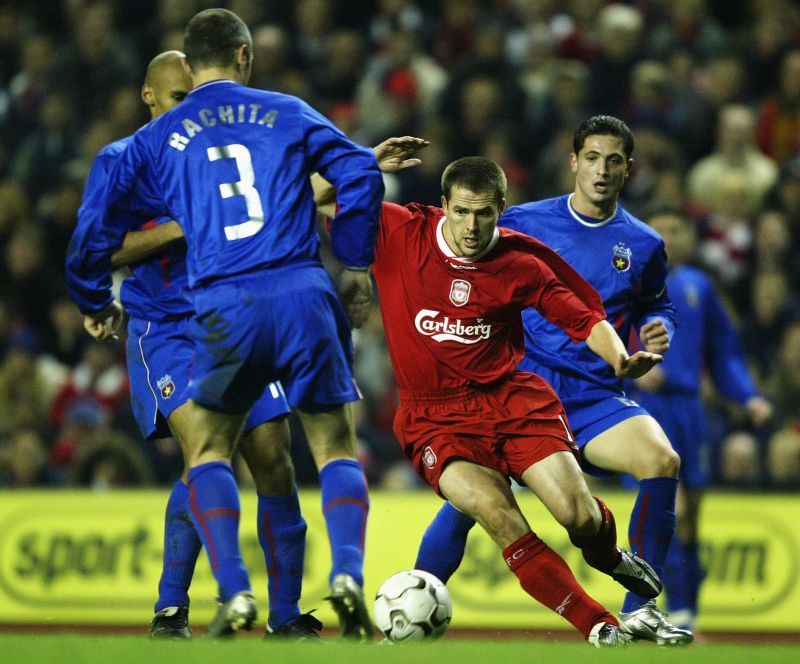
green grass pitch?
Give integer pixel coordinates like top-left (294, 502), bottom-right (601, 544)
top-left (1, 634), bottom-right (798, 663)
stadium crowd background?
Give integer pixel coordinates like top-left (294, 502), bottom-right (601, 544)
top-left (0, 0), bottom-right (799, 492)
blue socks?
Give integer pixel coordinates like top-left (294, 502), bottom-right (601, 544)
top-left (664, 537), bottom-right (703, 626)
top-left (257, 490), bottom-right (307, 629)
top-left (415, 501), bottom-right (476, 583)
top-left (187, 461), bottom-right (250, 602)
top-left (319, 459), bottom-right (368, 587)
top-left (621, 476), bottom-right (678, 613)
top-left (155, 481), bottom-right (202, 612)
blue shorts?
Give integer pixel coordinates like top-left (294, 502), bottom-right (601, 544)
top-left (189, 265), bottom-right (360, 414)
top-left (560, 390), bottom-right (649, 476)
top-left (126, 315), bottom-right (290, 440)
top-left (629, 390), bottom-right (708, 488)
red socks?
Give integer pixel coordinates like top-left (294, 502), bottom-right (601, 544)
top-left (568, 497), bottom-right (622, 572)
top-left (503, 531), bottom-right (617, 638)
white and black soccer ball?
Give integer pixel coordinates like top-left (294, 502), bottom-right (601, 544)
top-left (373, 569), bottom-right (452, 643)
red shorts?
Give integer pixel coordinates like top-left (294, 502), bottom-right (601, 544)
top-left (393, 371), bottom-right (580, 496)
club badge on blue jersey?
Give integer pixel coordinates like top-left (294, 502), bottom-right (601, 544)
top-left (157, 374), bottom-right (176, 398)
top-left (612, 243), bottom-right (632, 272)
top-left (449, 279), bottom-right (471, 307)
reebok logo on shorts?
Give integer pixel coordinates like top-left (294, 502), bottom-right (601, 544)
top-left (422, 446), bottom-right (437, 469)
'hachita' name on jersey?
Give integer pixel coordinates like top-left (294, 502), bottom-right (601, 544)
top-left (168, 104), bottom-right (279, 151)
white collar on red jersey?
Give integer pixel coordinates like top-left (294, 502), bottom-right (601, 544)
top-left (436, 216), bottom-right (500, 262)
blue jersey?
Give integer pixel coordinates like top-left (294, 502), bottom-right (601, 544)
top-left (653, 265), bottom-right (757, 403)
top-left (71, 79), bottom-right (383, 313)
top-left (500, 194), bottom-right (677, 398)
top-left (73, 137), bottom-right (193, 321)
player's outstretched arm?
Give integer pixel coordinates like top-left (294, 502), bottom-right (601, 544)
top-left (111, 220), bottom-right (184, 268)
top-left (312, 136), bottom-right (429, 217)
top-left (83, 300), bottom-right (124, 342)
top-left (586, 320), bottom-right (663, 379)
top-left (373, 136), bottom-right (430, 173)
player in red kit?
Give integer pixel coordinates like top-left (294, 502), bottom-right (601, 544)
top-left (317, 144), bottom-right (664, 647)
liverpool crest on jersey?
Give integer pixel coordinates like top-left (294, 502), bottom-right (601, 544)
top-left (157, 374), bottom-right (175, 399)
top-left (449, 279), bottom-right (471, 307)
top-left (612, 243), bottom-right (632, 272)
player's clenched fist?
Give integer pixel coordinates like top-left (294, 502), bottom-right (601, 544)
top-left (338, 268), bottom-right (373, 329)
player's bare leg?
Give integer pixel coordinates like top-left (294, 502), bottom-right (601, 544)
top-left (582, 415), bottom-right (679, 481)
top-left (300, 404), bottom-right (373, 640)
top-left (239, 417), bottom-right (295, 496)
top-left (583, 416), bottom-right (692, 645)
top-left (438, 460), bottom-right (629, 646)
top-left (521, 451), bottom-right (661, 598)
top-left (238, 418), bottom-right (322, 641)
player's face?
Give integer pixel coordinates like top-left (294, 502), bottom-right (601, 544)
top-left (570, 134), bottom-right (632, 217)
top-left (649, 213), bottom-right (695, 267)
top-left (441, 186), bottom-right (505, 257)
top-left (147, 65), bottom-right (192, 118)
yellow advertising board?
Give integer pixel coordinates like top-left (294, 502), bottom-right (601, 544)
top-left (0, 489), bottom-right (797, 632)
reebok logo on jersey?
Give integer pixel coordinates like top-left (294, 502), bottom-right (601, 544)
top-left (415, 309), bottom-right (492, 344)
top-left (449, 279), bottom-right (471, 306)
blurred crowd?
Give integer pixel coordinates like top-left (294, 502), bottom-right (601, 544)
top-left (1, 0), bottom-right (800, 491)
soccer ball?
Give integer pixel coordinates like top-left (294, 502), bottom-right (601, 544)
top-left (373, 569), bottom-right (452, 642)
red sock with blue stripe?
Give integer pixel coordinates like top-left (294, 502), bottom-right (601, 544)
top-left (258, 489), bottom-right (307, 629)
top-left (187, 461), bottom-right (251, 601)
top-left (621, 476), bottom-right (678, 613)
top-left (503, 531), bottom-right (617, 638)
top-left (319, 459), bottom-right (368, 587)
top-left (155, 481), bottom-right (202, 612)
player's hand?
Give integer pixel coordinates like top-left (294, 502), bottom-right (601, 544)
top-left (746, 396), bottom-right (773, 426)
top-left (373, 136), bottom-right (430, 173)
top-left (639, 319), bottom-right (670, 354)
top-left (83, 300), bottom-right (124, 342)
top-left (634, 365), bottom-right (665, 392)
top-left (614, 351), bottom-right (663, 379)
top-left (338, 268), bottom-right (373, 329)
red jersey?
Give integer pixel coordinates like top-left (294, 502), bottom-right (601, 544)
top-left (372, 202), bottom-right (606, 393)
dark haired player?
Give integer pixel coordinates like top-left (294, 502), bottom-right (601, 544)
top-left (317, 146), bottom-right (663, 647)
top-left (67, 8), bottom-right (383, 636)
top-left (416, 117), bottom-right (693, 645)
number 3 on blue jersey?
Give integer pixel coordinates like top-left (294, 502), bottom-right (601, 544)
top-left (207, 144), bottom-right (264, 240)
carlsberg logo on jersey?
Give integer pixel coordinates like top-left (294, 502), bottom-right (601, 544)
top-left (415, 309), bottom-right (492, 344)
